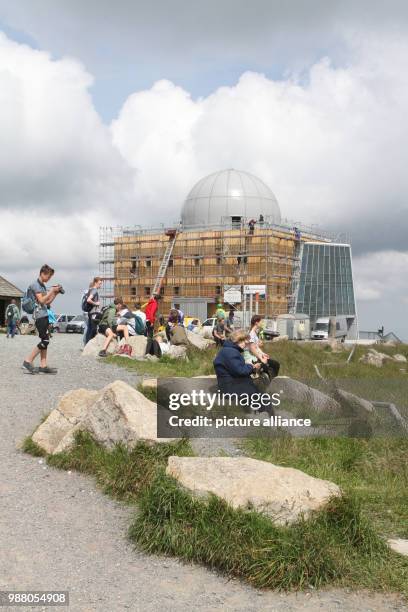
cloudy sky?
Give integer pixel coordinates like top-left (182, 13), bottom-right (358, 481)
top-left (0, 0), bottom-right (407, 338)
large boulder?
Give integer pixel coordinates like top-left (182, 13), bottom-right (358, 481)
top-left (200, 326), bottom-right (215, 340)
top-left (79, 381), bottom-right (162, 448)
top-left (267, 376), bottom-right (342, 414)
top-left (359, 348), bottom-right (392, 367)
top-left (118, 335), bottom-right (147, 358)
top-left (368, 348), bottom-right (394, 360)
top-left (32, 381), bottom-right (170, 454)
top-left (186, 329), bottom-right (215, 350)
top-left (388, 539), bottom-right (408, 557)
top-left (141, 378), bottom-right (158, 389)
top-left (166, 456), bottom-right (341, 524)
top-left (335, 389), bottom-right (374, 414)
top-left (167, 344), bottom-right (188, 359)
top-left (32, 389), bottom-right (101, 454)
top-left (82, 334), bottom-right (118, 357)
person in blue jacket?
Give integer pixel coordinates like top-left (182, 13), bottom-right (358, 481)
top-left (214, 329), bottom-right (274, 414)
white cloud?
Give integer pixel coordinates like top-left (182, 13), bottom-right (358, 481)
top-left (0, 30), bottom-right (407, 335)
top-left (354, 250), bottom-right (408, 301)
top-left (111, 34), bottom-right (408, 253)
top-left (0, 33), bottom-right (132, 212)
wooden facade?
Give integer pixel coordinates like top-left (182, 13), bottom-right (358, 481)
top-left (104, 225), bottom-right (310, 318)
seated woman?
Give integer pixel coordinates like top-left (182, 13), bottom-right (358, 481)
top-left (244, 315), bottom-right (280, 380)
top-left (213, 329), bottom-right (273, 414)
top-left (98, 298), bottom-right (136, 357)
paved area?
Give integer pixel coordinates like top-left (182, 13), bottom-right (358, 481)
top-left (0, 334), bottom-right (406, 611)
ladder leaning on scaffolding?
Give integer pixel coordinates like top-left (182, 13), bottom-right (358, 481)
top-left (288, 236), bottom-right (304, 314)
top-left (151, 228), bottom-right (179, 296)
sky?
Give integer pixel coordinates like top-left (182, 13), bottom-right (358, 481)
top-left (0, 0), bottom-right (407, 338)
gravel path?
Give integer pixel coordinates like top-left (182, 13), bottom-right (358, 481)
top-left (0, 334), bottom-right (406, 612)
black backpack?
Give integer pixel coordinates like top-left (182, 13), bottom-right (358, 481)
top-left (81, 289), bottom-right (93, 313)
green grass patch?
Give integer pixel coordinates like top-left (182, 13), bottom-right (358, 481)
top-left (22, 436), bottom-right (47, 457)
top-left (23, 429), bottom-right (408, 594)
top-left (136, 382), bottom-right (157, 402)
top-left (130, 469), bottom-right (407, 593)
top-left (244, 436), bottom-right (408, 539)
top-left (46, 431), bottom-right (193, 502)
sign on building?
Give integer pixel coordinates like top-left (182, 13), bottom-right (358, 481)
top-left (243, 285), bottom-right (266, 295)
top-left (224, 285), bottom-right (242, 303)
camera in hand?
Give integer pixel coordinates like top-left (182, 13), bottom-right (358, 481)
top-left (58, 286), bottom-right (65, 294)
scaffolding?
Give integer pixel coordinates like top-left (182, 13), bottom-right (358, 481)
top-left (99, 219), bottom-right (346, 318)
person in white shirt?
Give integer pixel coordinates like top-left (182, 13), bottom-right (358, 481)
top-left (133, 302), bottom-right (146, 327)
top-left (244, 315), bottom-right (280, 379)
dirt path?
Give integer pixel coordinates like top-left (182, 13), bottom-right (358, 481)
top-left (0, 334), bottom-right (406, 611)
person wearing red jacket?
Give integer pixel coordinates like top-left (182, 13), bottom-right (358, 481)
top-left (142, 295), bottom-right (160, 337)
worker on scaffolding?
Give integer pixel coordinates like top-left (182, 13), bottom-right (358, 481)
top-left (294, 226), bottom-right (301, 241)
top-left (248, 219), bottom-right (256, 235)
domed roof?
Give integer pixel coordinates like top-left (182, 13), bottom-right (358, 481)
top-left (181, 169), bottom-right (281, 227)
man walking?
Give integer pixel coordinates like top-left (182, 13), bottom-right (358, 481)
top-left (22, 264), bottom-right (64, 374)
top-left (84, 277), bottom-right (102, 345)
top-left (6, 299), bottom-right (20, 338)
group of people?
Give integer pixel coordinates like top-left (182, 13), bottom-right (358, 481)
top-left (18, 265), bottom-right (281, 392)
top-left (81, 283), bottom-right (192, 359)
top-left (80, 279), bottom-right (162, 357)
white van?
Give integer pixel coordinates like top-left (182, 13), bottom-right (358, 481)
top-left (311, 317), bottom-right (347, 341)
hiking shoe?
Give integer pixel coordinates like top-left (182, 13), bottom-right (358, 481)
top-left (22, 361), bottom-right (37, 374)
top-left (98, 350), bottom-right (108, 357)
top-left (38, 366), bottom-right (58, 374)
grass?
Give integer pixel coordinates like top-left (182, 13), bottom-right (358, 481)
top-left (23, 430), bottom-right (408, 595)
top-left (131, 470), bottom-right (407, 593)
top-left (22, 341), bottom-right (408, 594)
top-left (244, 436), bottom-right (408, 539)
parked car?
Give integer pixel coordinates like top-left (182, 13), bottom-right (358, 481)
top-left (54, 314), bottom-right (76, 333)
top-left (202, 317), bottom-right (217, 329)
top-left (66, 314), bottom-right (86, 334)
top-left (311, 317), bottom-right (347, 341)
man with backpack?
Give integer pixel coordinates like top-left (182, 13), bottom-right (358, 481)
top-left (82, 277), bottom-right (102, 345)
top-left (5, 299), bottom-right (20, 338)
top-left (22, 264), bottom-right (64, 374)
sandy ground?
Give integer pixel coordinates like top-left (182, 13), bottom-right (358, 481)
top-left (0, 333), bottom-right (406, 612)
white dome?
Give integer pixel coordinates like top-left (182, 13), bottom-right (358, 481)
top-left (181, 169), bottom-right (281, 227)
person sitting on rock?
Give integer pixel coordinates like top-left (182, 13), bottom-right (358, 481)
top-left (213, 329), bottom-right (273, 414)
top-left (145, 334), bottom-right (170, 358)
top-left (169, 320), bottom-right (188, 346)
top-left (244, 315), bottom-right (280, 381)
top-left (98, 298), bottom-right (136, 357)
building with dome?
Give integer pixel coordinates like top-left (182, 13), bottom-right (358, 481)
top-left (99, 169), bottom-right (358, 337)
